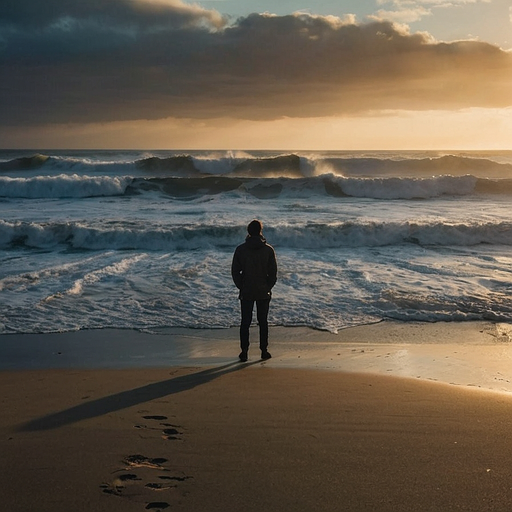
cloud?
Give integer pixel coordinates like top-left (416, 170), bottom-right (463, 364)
top-left (0, 0), bottom-right (226, 30)
top-left (373, 0), bottom-right (491, 22)
top-left (370, 7), bottom-right (432, 23)
top-left (0, 1), bottom-right (511, 127)
top-left (377, 0), bottom-right (491, 6)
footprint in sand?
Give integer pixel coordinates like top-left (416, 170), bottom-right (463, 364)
top-left (124, 454), bottom-right (169, 469)
top-left (100, 414), bottom-right (191, 510)
top-left (135, 414), bottom-right (184, 441)
top-left (158, 475), bottom-right (191, 482)
top-left (100, 453), bottom-right (190, 499)
top-left (162, 426), bottom-right (182, 440)
top-left (120, 474), bottom-right (141, 482)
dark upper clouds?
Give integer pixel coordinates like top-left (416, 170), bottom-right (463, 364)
top-left (0, 0), bottom-right (226, 29)
top-left (1, 0), bottom-right (511, 126)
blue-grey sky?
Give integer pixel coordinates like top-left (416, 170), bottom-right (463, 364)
top-left (1, 0), bottom-right (511, 149)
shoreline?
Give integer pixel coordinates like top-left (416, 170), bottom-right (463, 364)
top-left (2, 320), bottom-right (512, 393)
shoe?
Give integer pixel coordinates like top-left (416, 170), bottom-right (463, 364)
top-left (239, 351), bottom-right (248, 362)
top-left (261, 351), bottom-right (272, 360)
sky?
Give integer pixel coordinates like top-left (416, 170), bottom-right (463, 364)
top-left (1, 0), bottom-right (511, 150)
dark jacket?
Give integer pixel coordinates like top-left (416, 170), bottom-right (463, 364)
top-left (231, 235), bottom-right (277, 300)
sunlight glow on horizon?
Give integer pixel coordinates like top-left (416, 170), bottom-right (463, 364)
top-left (2, 108), bottom-right (511, 151)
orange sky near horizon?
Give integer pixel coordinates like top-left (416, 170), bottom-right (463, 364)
top-left (4, 108), bottom-right (512, 151)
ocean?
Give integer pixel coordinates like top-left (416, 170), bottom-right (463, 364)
top-left (1, 149), bottom-right (512, 335)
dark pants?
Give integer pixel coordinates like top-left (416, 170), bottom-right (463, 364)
top-left (240, 299), bottom-right (270, 352)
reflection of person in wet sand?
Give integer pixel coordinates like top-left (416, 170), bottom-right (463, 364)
top-left (231, 220), bottom-right (278, 362)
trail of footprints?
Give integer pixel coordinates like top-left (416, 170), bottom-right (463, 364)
top-left (100, 415), bottom-right (192, 511)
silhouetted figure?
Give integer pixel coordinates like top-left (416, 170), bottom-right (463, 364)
top-left (231, 220), bottom-right (277, 362)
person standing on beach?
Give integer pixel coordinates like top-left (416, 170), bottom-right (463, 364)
top-left (231, 220), bottom-right (277, 362)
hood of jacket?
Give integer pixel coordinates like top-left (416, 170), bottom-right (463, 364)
top-left (244, 235), bottom-right (267, 249)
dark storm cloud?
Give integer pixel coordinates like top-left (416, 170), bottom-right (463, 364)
top-left (0, 0), bottom-right (225, 29)
top-left (1, 0), bottom-right (511, 126)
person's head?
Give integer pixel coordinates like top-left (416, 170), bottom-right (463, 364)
top-left (247, 219), bottom-right (263, 237)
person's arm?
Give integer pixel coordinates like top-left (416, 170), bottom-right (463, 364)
top-left (267, 247), bottom-right (277, 290)
top-left (231, 248), bottom-right (243, 289)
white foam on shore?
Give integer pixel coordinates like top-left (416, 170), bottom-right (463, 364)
top-left (2, 321), bottom-right (512, 394)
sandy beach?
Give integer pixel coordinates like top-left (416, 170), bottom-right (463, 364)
top-left (3, 321), bottom-right (512, 511)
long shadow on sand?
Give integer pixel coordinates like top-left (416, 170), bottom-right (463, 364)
top-left (18, 361), bottom-right (259, 432)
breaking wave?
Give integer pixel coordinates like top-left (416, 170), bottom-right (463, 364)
top-left (3, 172), bottom-right (512, 200)
top-left (3, 219), bottom-right (512, 251)
top-left (1, 152), bottom-right (512, 178)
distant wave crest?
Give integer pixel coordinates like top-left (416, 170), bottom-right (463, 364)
top-left (2, 151), bottom-right (512, 201)
top-left (0, 153), bottom-right (50, 171)
top-left (2, 152), bottom-right (512, 179)
top-left (0, 174), bottom-right (132, 198)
